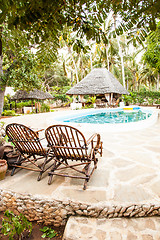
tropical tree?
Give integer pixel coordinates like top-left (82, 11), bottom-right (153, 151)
top-left (140, 65), bottom-right (157, 90)
top-left (0, 0), bottom-right (159, 115)
top-left (59, 29), bottom-right (91, 84)
top-left (42, 61), bottom-right (70, 91)
top-left (3, 48), bottom-right (42, 91)
top-left (143, 22), bottom-right (160, 90)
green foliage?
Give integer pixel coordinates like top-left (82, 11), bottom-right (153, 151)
top-left (2, 48), bottom-right (42, 91)
top-left (82, 104), bottom-right (94, 109)
top-left (121, 95), bottom-right (133, 105)
top-left (1, 0), bottom-right (159, 56)
top-left (122, 89), bottom-right (160, 106)
top-left (64, 96), bottom-right (73, 106)
top-left (0, 121), bottom-right (6, 145)
top-left (40, 103), bottom-right (50, 112)
top-left (42, 63), bottom-right (70, 90)
top-left (143, 22), bottom-right (160, 73)
top-left (51, 86), bottom-right (70, 95)
top-left (137, 96), bottom-right (145, 105)
top-left (40, 226), bottom-right (57, 239)
top-left (3, 100), bottom-right (34, 111)
top-left (16, 100), bottom-right (33, 108)
top-left (1, 210), bottom-right (32, 240)
top-left (136, 88), bottom-right (160, 99)
top-left (87, 96), bottom-right (96, 104)
top-left (54, 94), bottom-right (68, 103)
top-left (3, 95), bottom-right (11, 110)
top-left (147, 98), bottom-right (154, 105)
top-left (2, 110), bottom-right (16, 116)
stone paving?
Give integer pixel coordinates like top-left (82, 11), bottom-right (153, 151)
top-left (1, 108), bottom-right (160, 239)
top-left (2, 109), bottom-right (160, 205)
top-left (63, 216), bottom-right (160, 240)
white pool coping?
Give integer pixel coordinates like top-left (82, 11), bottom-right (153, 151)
top-left (47, 106), bottom-right (158, 133)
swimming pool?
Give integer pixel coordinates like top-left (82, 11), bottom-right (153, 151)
top-left (51, 106), bottom-right (158, 133)
top-left (64, 110), bottom-right (152, 124)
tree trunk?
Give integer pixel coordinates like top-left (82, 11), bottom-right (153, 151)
top-left (105, 44), bottom-right (110, 71)
top-left (113, 14), bottom-right (125, 88)
top-left (157, 73), bottom-right (159, 91)
top-left (117, 35), bottom-right (125, 88)
top-left (71, 71), bottom-right (73, 86)
top-left (126, 76), bottom-right (128, 90)
top-left (90, 52), bottom-right (93, 70)
top-left (88, 40), bottom-right (93, 70)
top-left (0, 31), bottom-right (5, 116)
top-left (68, 46), bottom-right (79, 83)
top-left (72, 55), bottom-right (79, 83)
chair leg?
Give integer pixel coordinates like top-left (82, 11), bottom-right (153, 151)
top-left (11, 167), bottom-right (16, 176)
top-left (37, 172), bottom-right (43, 181)
top-left (83, 180), bottom-right (88, 190)
top-left (48, 158), bottom-right (66, 185)
top-left (95, 158), bottom-right (98, 169)
top-left (100, 142), bottom-right (103, 156)
top-left (48, 173), bottom-right (53, 185)
top-left (48, 158), bottom-right (58, 185)
top-left (37, 154), bottom-right (50, 181)
top-left (83, 163), bottom-right (90, 190)
top-left (11, 154), bottom-right (21, 176)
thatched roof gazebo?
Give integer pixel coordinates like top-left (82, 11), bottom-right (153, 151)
top-left (66, 68), bottom-right (128, 104)
top-left (11, 89), bottom-right (53, 100)
top-left (11, 89), bottom-right (53, 113)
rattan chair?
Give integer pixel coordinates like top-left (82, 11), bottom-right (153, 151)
top-left (45, 124), bottom-right (103, 190)
top-left (6, 123), bottom-right (54, 180)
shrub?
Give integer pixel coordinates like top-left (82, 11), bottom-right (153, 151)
top-left (54, 94), bottom-right (68, 103)
top-left (2, 110), bottom-right (16, 116)
top-left (122, 89), bottom-right (160, 106)
top-left (82, 104), bottom-right (94, 109)
top-left (40, 226), bottom-right (57, 239)
top-left (41, 103), bottom-right (50, 112)
top-left (1, 210), bottom-right (32, 240)
top-left (16, 100), bottom-right (34, 109)
top-left (87, 96), bottom-right (96, 104)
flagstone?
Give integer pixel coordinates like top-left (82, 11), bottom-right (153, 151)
top-left (113, 185), bottom-right (153, 202)
top-left (115, 165), bottom-right (155, 182)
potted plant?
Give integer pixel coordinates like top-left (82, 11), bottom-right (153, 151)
top-left (0, 121), bottom-right (18, 167)
top-left (6, 149), bottom-right (19, 167)
top-left (0, 122), bottom-right (8, 179)
top-left (0, 159), bottom-right (8, 180)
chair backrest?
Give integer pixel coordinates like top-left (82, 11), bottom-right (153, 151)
top-left (45, 125), bottom-right (89, 161)
top-left (6, 123), bottom-right (45, 155)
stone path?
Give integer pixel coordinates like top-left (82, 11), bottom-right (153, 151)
top-left (63, 216), bottom-right (160, 240)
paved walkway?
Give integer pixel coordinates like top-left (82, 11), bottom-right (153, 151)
top-left (1, 108), bottom-right (160, 239)
top-left (63, 216), bottom-right (160, 240)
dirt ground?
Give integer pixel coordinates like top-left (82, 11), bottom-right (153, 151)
top-left (0, 212), bottom-right (65, 239)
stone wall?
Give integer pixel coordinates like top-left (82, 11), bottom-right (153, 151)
top-left (1, 189), bottom-right (160, 226)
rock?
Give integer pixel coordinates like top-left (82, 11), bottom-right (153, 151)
top-left (142, 204), bottom-right (151, 212)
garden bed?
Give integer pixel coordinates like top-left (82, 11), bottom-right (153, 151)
top-left (0, 212), bottom-right (65, 240)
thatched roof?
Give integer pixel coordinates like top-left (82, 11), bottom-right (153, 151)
top-left (11, 89), bottom-right (53, 100)
top-left (66, 68), bottom-right (128, 95)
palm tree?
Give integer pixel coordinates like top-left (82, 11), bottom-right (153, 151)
top-left (140, 65), bottom-right (157, 90)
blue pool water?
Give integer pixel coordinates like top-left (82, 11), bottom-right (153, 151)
top-left (64, 110), bottom-right (152, 124)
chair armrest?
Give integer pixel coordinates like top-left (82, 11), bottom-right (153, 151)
top-left (34, 129), bottom-right (45, 136)
top-left (86, 133), bottom-right (100, 146)
top-left (39, 137), bottom-right (45, 141)
top-left (35, 128), bottom-right (44, 133)
top-left (86, 133), bottom-right (102, 156)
